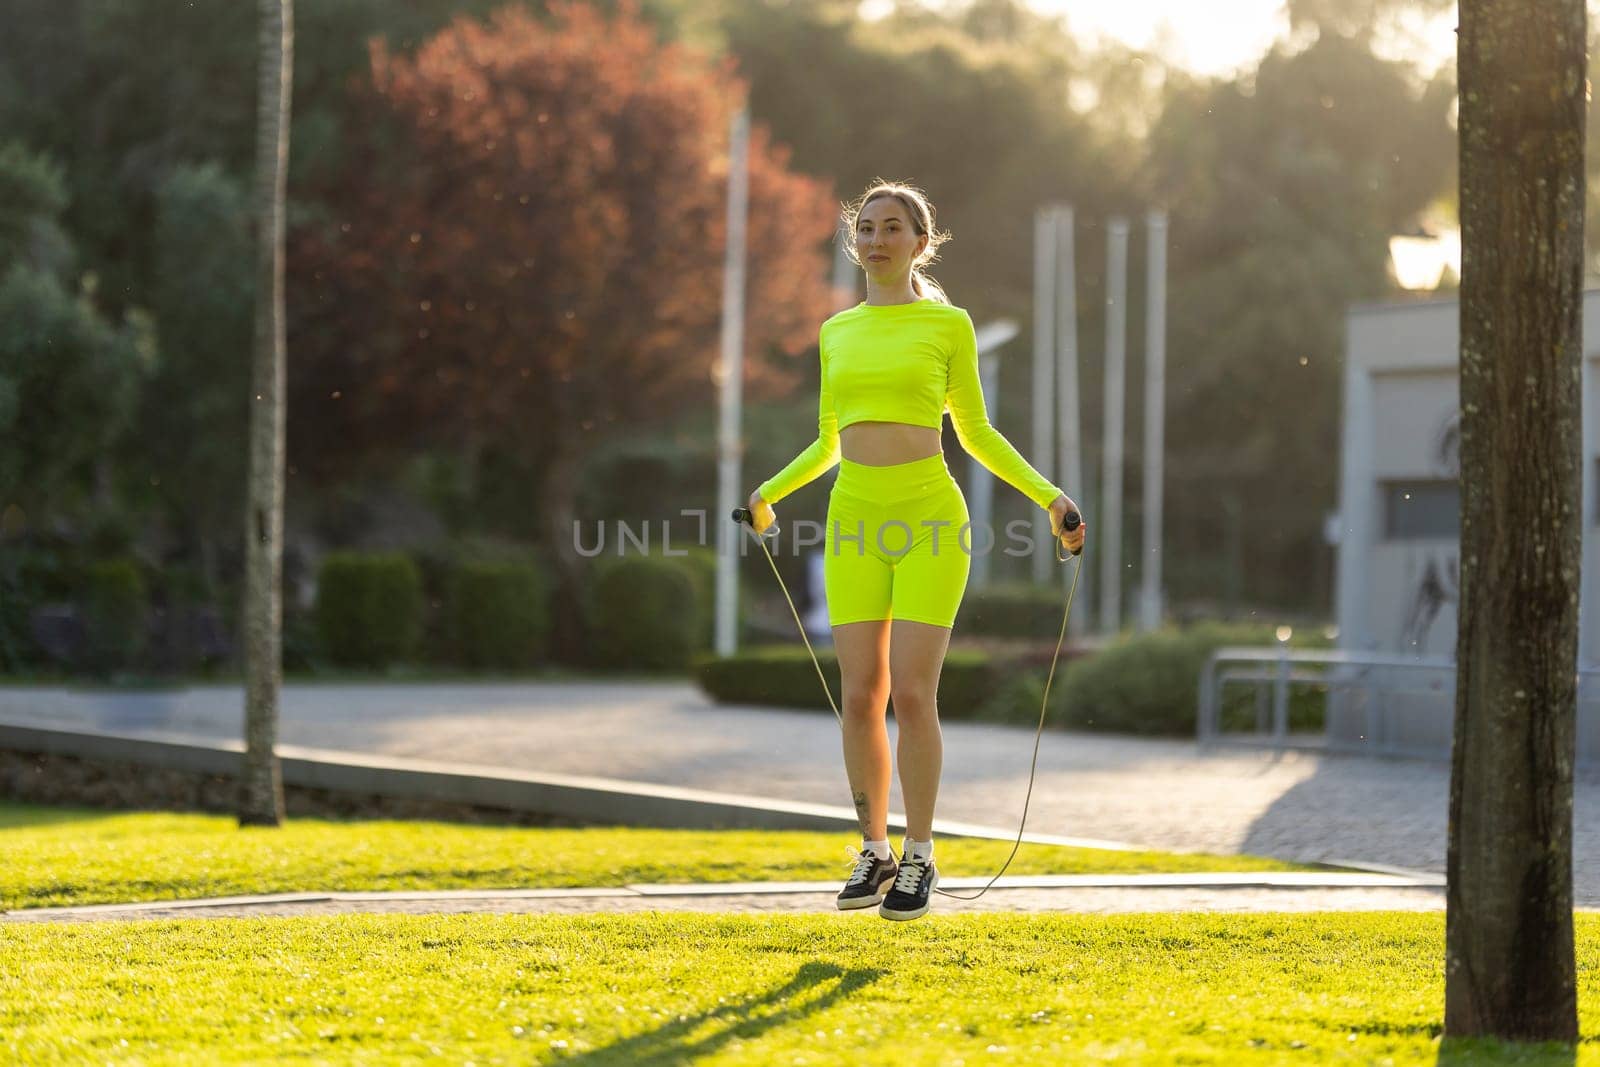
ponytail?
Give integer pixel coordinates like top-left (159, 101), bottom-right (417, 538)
top-left (911, 269), bottom-right (950, 304)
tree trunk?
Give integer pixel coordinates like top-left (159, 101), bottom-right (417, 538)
top-left (1448, 0), bottom-right (1585, 1040)
top-left (239, 0), bottom-right (293, 827)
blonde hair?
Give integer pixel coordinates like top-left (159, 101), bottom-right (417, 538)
top-left (844, 180), bottom-right (952, 304)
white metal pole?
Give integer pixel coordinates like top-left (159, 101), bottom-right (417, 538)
top-left (1100, 217), bottom-right (1129, 635)
top-left (1032, 207), bottom-right (1057, 584)
top-left (966, 319), bottom-right (1019, 589)
top-left (970, 349), bottom-right (1001, 588)
top-left (1139, 211), bottom-right (1168, 632)
top-left (1055, 206), bottom-right (1087, 627)
top-left (714, 106), bottom-right (750, 657)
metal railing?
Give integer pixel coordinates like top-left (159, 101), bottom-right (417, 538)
top-left (1197, 646), bottom-right (1600, 767)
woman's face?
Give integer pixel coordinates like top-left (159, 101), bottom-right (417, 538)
top-left (855, 195), bottom-right (929, 286)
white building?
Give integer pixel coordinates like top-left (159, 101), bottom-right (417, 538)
top-left (1325, 292), bottom-right (1600, 761)
top-left (1334, 291), bottom-right (1600, 664)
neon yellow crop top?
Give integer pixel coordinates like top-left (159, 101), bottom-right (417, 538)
top-left (758, 299), bottom-right (1064, 510)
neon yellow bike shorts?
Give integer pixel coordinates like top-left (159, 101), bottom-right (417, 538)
top-left (824, 453), bottom-right (972, 629)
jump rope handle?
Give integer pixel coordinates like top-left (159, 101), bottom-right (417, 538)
top-left (1057, 510), bottom-right (1083, 559)
top-left (732, 506), bottom-right (780, 538)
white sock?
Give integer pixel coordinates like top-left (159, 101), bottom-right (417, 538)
top-left (862, 839), bottom-right (891, 861)
top-left (905, 838), bottom-right (933, 863)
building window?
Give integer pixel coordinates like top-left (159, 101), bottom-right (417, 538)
top-left (1383, 480), bottom-right (1459, 540)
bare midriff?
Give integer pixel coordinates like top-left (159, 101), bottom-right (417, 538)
top-left (840, 421), bottom-right (942, 466)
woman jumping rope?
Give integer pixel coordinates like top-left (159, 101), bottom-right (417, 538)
top-left (746, 181), bottom-right (1087, 921)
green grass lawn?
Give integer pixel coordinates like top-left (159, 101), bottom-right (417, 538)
top-left (5, 912), bottom-right (1599, 1065)
top-left (1, 802), bottom-right (1312, 911)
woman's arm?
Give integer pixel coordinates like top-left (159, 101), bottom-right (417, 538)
top-left (756, 334), bottom-right (840, 505)
top-left (945, 309), bottom-right (1065, 509)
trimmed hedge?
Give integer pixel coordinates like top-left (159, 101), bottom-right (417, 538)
top-left (938, 648), bottom-right (1016, 720)
top-left (586, 548), bottom-right (723, 668)
top-left (588, 556), bottom-right (699, 670)
top-left (314, 552), bottom-right (424, 669)
top-left (954, 582), bottom-right (1073, 638)
top-left (695, 643), bottom-right (1021, 720)
top-left (694, 623), bottom-right (1334, 737)
top-left (696, 644), bottom-right (841, 710)
top-left (281, 608), bottom-right (322, 674)
top-left (408, 536), bottom-right (551, 669)
top-left (672, 547), bottom-right (717, 653)
top-left (1048, 622), bottom-right (1332, 736)
top-left (446, 561), bottom-right (551, 669)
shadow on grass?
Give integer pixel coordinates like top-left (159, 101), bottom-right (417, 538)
top-left (559, 961), bottom-right (883, 1065)
top-left (1437, 1036), bottom-right (1577, 1065)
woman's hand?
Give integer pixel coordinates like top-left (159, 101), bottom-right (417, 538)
top-left (747, 490), bottom-right (777, 535)
top-left (1048, 494), bottom-right (1087, 556)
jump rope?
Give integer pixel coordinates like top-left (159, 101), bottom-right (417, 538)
top-left (731, 503), bottom-right (1083, 902)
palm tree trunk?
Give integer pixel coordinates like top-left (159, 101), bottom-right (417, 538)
top-left (1448, 0), bottom-right (1585, 1040)
top-left (239, 0), bottom-right (293, 827)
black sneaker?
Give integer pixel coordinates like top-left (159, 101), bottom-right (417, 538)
top-left (837, 848), bottom-right (898, 911)
top-left (879, 853), bottom-right (937, 921)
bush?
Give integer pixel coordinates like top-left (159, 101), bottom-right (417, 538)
top-left (968, 669), bottom-right (1053, 728)
top-left (281, 608), bottom-right (322, 674)
top-left (409, 536), bottom-right (523, 667)
top-left (671, 547), bottom-right (718, 653)
top-left (314, 552), bottom-right (423, 669)
top-left (406, 537), bottom-right (566, 671)
top-left (955, 583), bottom-right (1073, 638)
top-left (147, 563), bottom-right (233, 676)
top-left (694, 643), bottom-right (1023, 721)
top-left (0, 545), bottom-right (72, 672)
top-left (82, 558), bottom-right (148, 675)
top-left (446, 561), bottom-right (551, 669)
top-left (936, 649), bottom-right (1017, 719)
top-left (1048, 622), bottom-right (1330, 736)
top-left (587, 546), bottom-right (723, 664)
top-left (588, 556), bottom-right (699, 670)
top-left (695, 644), bottom-right (841, 711)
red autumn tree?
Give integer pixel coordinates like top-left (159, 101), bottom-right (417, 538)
top-left (293, 2), bottom-right (834, 615)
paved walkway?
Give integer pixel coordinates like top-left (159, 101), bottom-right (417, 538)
top-left (5, 679), bottom-right (1600, 902)
top-left (6, 885), bottom-right (1449, 923)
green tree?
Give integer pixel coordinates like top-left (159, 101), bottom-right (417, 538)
top-left (1145, 34), bottom-right (1455, 609)
top-left (703, 0), bottom-right (1146, 591)
top-left (0, 142), bottom-right (74, 276)
top-left (143, 164), bottom-right (254, 598)
top-left (291, 3), bottom-right (836, 657)
top-left (0, 142), bottom-right (150, 519)
top-left (716, 0), bottom-right (1132, 326)
top-left (0, 268), bottom-right (148, 514)
top-left (1285, 0), bottom-right (1454, 41)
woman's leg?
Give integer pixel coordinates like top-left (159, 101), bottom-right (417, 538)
top-left (886, 476), bottom-right (970, 842)
top-left (833, 619), bottom-right (893, 840)
top-left (888, 619), bottom-right (953, 841)
top-left (825, 478), bottom-right (895, 843)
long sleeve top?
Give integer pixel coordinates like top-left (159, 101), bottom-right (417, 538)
top-left (758, 298), bottom-right (1064, 509)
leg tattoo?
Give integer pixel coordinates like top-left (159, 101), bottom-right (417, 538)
top-left (853, 791), bottom-right (871, 835)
